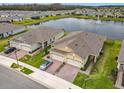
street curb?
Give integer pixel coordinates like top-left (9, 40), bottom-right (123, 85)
top-left (0, 63), bottom-right (51, 89)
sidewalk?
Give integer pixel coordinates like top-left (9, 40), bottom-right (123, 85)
top-left (115, 70), bottom-right (124, 89)
top-left (0, 55), bottom-right (81, 89)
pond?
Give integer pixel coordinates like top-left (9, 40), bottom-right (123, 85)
top-left (28, 18), bottom-right (124, 40)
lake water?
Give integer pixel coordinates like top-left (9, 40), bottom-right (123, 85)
top-left (28, 18), bottom-right (124, 40)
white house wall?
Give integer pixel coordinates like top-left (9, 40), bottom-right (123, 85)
top-left (3, 31), bottom-right (12, 38)
top-left (51, 53), bottom-right (64, 62)
top-left (31, 43), bottom-right (42, 52)
top-left (10, 41), bottom-right (32, 52)
top-left (66, 59), bottom-right (82, 68)
top-left (55, 31), bottom-right (64, 40)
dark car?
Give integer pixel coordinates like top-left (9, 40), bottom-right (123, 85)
top-left (4, 47), bottom-right (16, 54)
top-left (40, 60), bottom-right (53, 70)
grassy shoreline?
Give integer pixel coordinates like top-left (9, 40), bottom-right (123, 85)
top-left (13, 15), bottom-right (71, 26)
top-left (14, 15), bottom-right (124, 26)
top-left (73, 39), bottom-right (122, 89)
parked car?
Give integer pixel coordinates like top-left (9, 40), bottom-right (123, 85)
top-left (40, 60), bottom-right (53, 70)
top-left (4, 47), bottom-right (16, 54)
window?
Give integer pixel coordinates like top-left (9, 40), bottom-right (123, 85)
top-left (50, 38), bottom-right (52, 43)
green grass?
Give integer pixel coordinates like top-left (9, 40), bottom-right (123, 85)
top-left (0, 37), bottom-right (12, 52)
top-left (19, 53), bottom-right (44, 68)
top-left (11, 63), bottom-right (20, 68)
top-left (20, 67), bottom-right (33, 75)
top-left (13, 15), bottom-right (71, 26)
top-left (11, 63), bottom-right (33, 75)
top-left (19, 46), bottom-right (51, 68)
top-left (70, 15), bottom-right (124, 21)
top-left (73, 39), bottom-right (122, 89)
top-left (14, 15), bottom-right (124, 26)
top-left (100, 17), bottom-right (124, 21)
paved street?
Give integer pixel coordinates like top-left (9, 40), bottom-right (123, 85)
top-left (0, 65), bottom-right (47, 89)
top-left (0, 55), bottom-right (81, 89)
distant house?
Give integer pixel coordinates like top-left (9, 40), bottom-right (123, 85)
top-left (50, 31), bottom-right (106, 68)
top-left (0, 23), bottom-right (25, 38)
top-left (9, 16), bottom-right (24, 22)
top-left (10, 27), bottom-right (64, 53)
top-left (0, 17), bottom-right (11, 23)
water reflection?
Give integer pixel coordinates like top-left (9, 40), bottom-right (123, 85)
top-left (28, 18), bottom-right (124, 40)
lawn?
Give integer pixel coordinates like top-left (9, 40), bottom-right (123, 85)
top-left (19, 53), bottom-right (44, 68)
top-left (20, 67), bottom-right (33, 75)
top-left (73, 39), bottom-right (122, 89)
top-left (0, 37), bottom-right (12, 52)
top-left (11, 63), bottom-right (33, 75)
top-left (19, 46), bottom-right (51, 68)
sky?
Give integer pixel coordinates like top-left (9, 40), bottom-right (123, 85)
top-left (63, 3), bottom-right (124, 6)
top-left (0, 0), bottom-right (124, 4)
top-left (0, 3), bottom-right (124, 6)
top-left (0, 0), bottom-right (124, 6)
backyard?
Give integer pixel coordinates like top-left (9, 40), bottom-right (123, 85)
top-left (73, 39), bottom-right (121, 89)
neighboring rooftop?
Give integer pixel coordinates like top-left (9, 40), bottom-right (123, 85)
top-left (54, 31), bottom-right (106, 59)
top-left (12, 27), bottom-right (64, 45)
top-left (0, 23), bottom-right (24, 34)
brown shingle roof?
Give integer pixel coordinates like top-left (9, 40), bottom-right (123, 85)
top-left (54, 31), bottom-right (106, 59)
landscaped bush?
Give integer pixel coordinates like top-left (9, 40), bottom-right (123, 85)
top-left (11, 63), bottom-right (33, 75)
top-left (110, 68), bottom-right (118, 84)
top-left (20, 67), bottom-right (33, 75)
top-left (11, 63), bottom-right (20, 68)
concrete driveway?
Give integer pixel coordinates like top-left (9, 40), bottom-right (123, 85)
top-left (8, 50), bottom-right (28, 60)
top-left (46, 59), bottom-right (62, 75)
top-left (46, 59), bottom-right (79, 82)
top-left (56, 64), bottom-right (79, 82)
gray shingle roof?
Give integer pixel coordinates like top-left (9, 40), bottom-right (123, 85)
top-left (12, 27), bottom-right (64, 45)
top-left (54, 31), bottom-right (106, 59)
top-left (0, 23), bottom-right (24, 34)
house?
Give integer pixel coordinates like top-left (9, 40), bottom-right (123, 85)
top-left (0, 17), bottom-right (11, 23)
top-left (50, 31), bottom-right (106, 68)
top-left (10, 27), bottom-right (64, 53)
top-left (9, 16), bottom-right (24, 22)
top-left (0, 23), bottom-right (25, 38)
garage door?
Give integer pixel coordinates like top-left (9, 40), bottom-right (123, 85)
top-left (10, 42), bottom-right (22, 49)
top-left (21, 45), bottom-right (31, 52)
top-left (51, 54), bottom-right (64, 62)
top-left (66, 59), bottom-right (82, 68)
